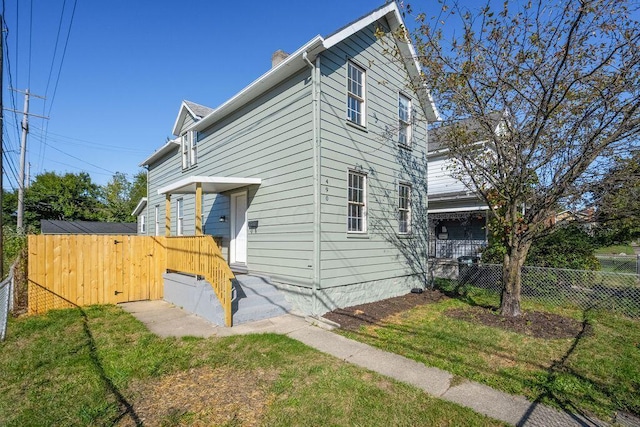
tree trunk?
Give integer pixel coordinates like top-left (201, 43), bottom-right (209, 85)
top-left (500, 241), bottom-right (531, 317)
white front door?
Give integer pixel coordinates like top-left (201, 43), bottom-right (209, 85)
top-left (230, 191), bottom-right (248, 264)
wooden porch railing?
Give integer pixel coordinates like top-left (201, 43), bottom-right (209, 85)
top-left (165, 235), bottom-right (235, 326)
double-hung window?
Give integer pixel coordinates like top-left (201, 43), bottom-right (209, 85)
top-left (347, 171), bottom-right (367, 232)
top-left (398, 183), bottom-right (411, 234)
top-left (181, 131), bottom-right (197, 169)
top-left (347, 62), bottom-right (365, 126)
top-left (140, 214), bottom-right (146, 234)
top-left (176, 198), bottom-right (184, 236)
top-left (398, 94), bottom-right (411, 146)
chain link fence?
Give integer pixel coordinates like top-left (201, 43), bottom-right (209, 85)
top-left (0, 266), bottom-right (15, 341)
top-left (440, 261), bottom-right (640, 317)
top-left (595, 255), bottom-right (640, 275)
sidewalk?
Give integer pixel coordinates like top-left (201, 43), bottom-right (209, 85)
top-left (120, 300), bottom-right (608, 427)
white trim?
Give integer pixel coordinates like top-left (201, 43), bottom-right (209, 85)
top-left (324, 3), bottom-right (397, 48)
top-left (398, 183), bottom-right (411, 234)
top-left (428, 206), bottom-right (489, 214)
top-left (346, 61), bottom-right (366, 126)
top-left (185, 37), bottom-right (325, 134)
top-left (347, 170), bottom-right (367, 233)
top-left (139, 140), bottom-right (179, 167)
top-left (140, 214), bottom-right (146, 234)
top-left (398, 93), bottom-right (412, 146)
top-left (154, 205), bottom-right (159, 236)
top-left (230, 191), bottom-right (248, 265)
top-left (158, 176), bottom-right (262, 195)
top-left (131, 197), bottom-right (147, 216)
top-left (176, 198), bottom-right (184, 236)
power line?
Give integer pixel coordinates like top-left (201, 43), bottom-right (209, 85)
top-left (45, 0), bottom-right (77, 118)
top-left (39, 158), bottom-right (115, 177)
top-left (29, 125), bottom-right (150, 153)
top-left (38, 0), bottom-right (69, 170)
top-left (34, 137), bottom-right (117, 175)
top-left (2, 16), bottom-right (22, 146)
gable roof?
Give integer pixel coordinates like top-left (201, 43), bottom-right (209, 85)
top-left (139, 138), bottom-right (179, 167)
top-left (429, 112), bottom-right (504, 153)
top-left (171, 100), bottom-right (215, 136)
top-left (188, 2), bottom-right (439, 135)
top-left (41, 220), bottom-right (138, 235)
top-left (131, 197), bottom-right (148, 216)
top-left (142, 2), bottom-right (440, 167)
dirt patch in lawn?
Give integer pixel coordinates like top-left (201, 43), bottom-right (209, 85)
top-left (446, 306), bottom-right (588, 339)
top-left (120, 366), bottom-right (277, 426)
top-left (322, 290), bottom-right (447, 331)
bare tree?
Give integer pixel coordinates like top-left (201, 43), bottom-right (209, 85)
top-left (392, 0), bottom-right (640, 316)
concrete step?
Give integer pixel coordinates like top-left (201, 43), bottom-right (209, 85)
top-left (233, 274), bottom-right (291, 324)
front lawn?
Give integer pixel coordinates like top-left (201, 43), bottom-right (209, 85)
top-left (332, 287), bottom-right (640, 422)
top-left (0, 305), bottom-right (505, 426)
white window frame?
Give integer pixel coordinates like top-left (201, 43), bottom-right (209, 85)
top-left (398, 183), bottom-right (411, 234)
top-left (346, 61), bottom-right (366, 126)
top-left (176, 198), bottom-right (184, 236)
top-left (140, 214), bottom-right (146, 234)
top-left (347, 170), bottom-right (367, 233)
top-left (181, 131), bottom-right (197, 169)
top-left (154, 205), bottom-right (159, 236)
top-left (398, 94), bottom-right (412, 146)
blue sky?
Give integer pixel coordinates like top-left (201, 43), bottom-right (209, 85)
top-left (1, 0), bottom-right (396, 188)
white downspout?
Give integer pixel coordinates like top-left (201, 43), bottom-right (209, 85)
top-left (303, 51), bottom-right (321, 315)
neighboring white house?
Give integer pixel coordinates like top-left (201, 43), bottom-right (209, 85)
top-left (426, 114), bottom-right (505, 260)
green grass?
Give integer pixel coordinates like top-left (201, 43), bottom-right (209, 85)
top-left (337, 286), bottom-right (640, 421)
top-left (0, 305), bottom-right (506, 426)
top-left (595, 245), bottom-right (635, 255)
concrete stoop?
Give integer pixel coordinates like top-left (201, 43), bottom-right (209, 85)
top-left (162, 272), bottom-right (291, 327)
top-left (232, 274), bottom-right (292, 325)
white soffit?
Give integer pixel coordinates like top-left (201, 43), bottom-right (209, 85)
top-left (428, 206), bottom-right (489, 214)
top-left (157, 176), bottom-right (262, 195)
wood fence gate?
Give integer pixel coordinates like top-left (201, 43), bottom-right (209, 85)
top-left (28, 235), bottom-right (167, 315)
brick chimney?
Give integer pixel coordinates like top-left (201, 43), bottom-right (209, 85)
top-left (271, 50), bottom-right (289, 68)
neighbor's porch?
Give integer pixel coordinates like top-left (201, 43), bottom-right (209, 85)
top-left (428, 210), bottom-right (488, 260)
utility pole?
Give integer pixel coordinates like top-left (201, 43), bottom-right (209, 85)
top-left (9, 89), bottom-right (47, 234)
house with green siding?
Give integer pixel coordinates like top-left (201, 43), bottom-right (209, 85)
top-left (139, 3), bottom-right (440, 320)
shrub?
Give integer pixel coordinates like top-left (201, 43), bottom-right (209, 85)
top-left (481, 225), bottom-right (600, 270)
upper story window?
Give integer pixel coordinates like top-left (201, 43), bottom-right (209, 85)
top-left (181, 130), bottom-right (197, 169)
top-left (398, 183), bottom-right (411, 234)
top-left (399, 94), bottom-right (412, 146)
top-left (347, 62), bottom-right (365, 126)
top-left (347, 170), bottom-right (367, 233)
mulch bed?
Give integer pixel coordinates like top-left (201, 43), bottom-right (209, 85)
top-left (323, 290), bottom-right (587, 340)
top-left (322, 290), bottom-right (447, 331)
top-left (446, 306), bottom-right (588, 339)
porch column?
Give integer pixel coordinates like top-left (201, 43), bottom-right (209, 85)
top-left (195, 182), bottom-right (203, 236)
top-left (165, 194), bottom-right (171, 236)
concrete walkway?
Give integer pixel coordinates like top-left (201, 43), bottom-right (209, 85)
top-left (120, 300), bottom-right (608, 427)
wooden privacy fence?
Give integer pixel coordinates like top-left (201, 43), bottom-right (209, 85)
top-left (28, 234), bottom-right (235, 326)
top-left (28, 235), bottom-right (167, 314)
